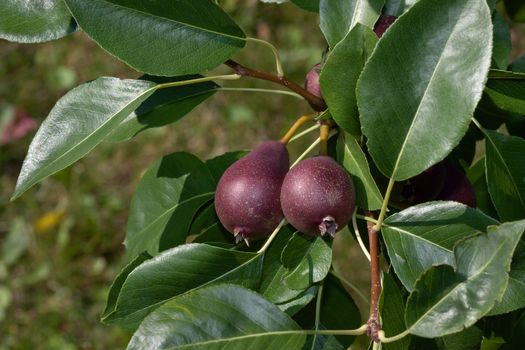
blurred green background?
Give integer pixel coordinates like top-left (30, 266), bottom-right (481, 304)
top-left (1, 1), bottom-right (524, 349)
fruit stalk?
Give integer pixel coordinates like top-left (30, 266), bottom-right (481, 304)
top-left (280, 114), bottom-right (315, 144)
top-left (366, 210), bottom-right (382, 343)
top-left (319, 122), bottom-right (330, 155)
top-left (224, 59), bottom-right (327, 111)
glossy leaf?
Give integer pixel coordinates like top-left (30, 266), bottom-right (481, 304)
top-left (320, 24), bottom-right (377, 135)
top-left (107, 75), bottom-right (218, 142)
top-left (319, 0), bottom-right (383, 47)
top-left (0, 0), bottom-right (76, 43)
top-left (276, 285), bottom-right (318, 316)
top-left (336, 132), bottom-right (383, 210)
top-left (12, 78), bottom-right (157, 200)
top-left (281, 234), bottom-right (332, 290)
top-left (405, 220), bottom-right (525, 337)
top-left (491, 11), bottom-right (512, 70)
top-left (127, 284), bottom-right (306, 350)
top-left (65, 0), bottom-right (246, 76)
top-left (485, 80), bottom-right (525, 116)
top-left (484, 130), bottom-right (525, 221)
top-left (381, 272), bottom-right (411, 350)
top-left (383, 201), bottom-right (499, 291)
top-left (125, 152), bottom-right (215, 258)
top-left (358, 0), bottom-right (492, 180)
top-left (488, 240), bottom-right (525, 315)
top-left (103, 244), bottom-right (262, 330)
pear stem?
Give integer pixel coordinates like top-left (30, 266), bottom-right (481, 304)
top-left (280, 114), bottom-right (316, 144)
top-left (257, 219), bottom-right (287, 254)
top-left (319, 122), bottom-right (330, 155)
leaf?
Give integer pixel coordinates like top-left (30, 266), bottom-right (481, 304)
top-left (205, 151), bottom-right (247, 184)
top-left (319, 0), bottom-right (383, 47)
top-left (405, 220), bottom-right (525, 338)
top-left (491, 10), bottom-right (512, 70)
top-left (484, 130), bottom-right (525, 221)
top-left (488, 240), bottom-right (525, 315)
top-left (0, 0), bottom-right (76, 43)
top-left (12, 77), bottom-right (157, 200)
top-left (276, 285), bottom-right (318, 316)
top-left (103, 244), bottom-right (263, 330)
top-left (336, 133), bottom-right (383, 210)
top-left (440, 326), bottom-right (483, 350)
top-left (65, 0), bottom-right (246, 76)
top-left (127, 284), bottom-right (306, 350)
top-left (320, 24), bottom-right (377, 135)
top-left (125, 152), bottom-right (215, 258)
top-left (291, 0), bottom-right (319, 12)
top-left (357, 0), bottom-right (492, 181)
top-left (281, 234), bottom-right (332, 290)
top-left (107, 75), bottom-right (218, 142)
top-left (381, 272), bottom-right (411, 350)
top-left (383, 201), bottom-right (499, 291)
top-left (484, 79), bottom-right (525, 115)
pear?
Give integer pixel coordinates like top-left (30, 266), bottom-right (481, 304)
top-left (214, 141), bottom-right (289, 243)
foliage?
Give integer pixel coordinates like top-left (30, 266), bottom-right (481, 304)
top-left (4, 0), bottom-right (525, 349)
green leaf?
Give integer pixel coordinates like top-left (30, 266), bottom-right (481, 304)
top-left (0, 0), bottom-right (76, 43)
top-left (125, 152), bottom-right (215, 258)
top-left (281, 234), bottom-right (332, 290)
top-left (65, 0), bottom-right (246, 76)
top-left (484, 130), bottom-right (525, 221)
top-left (381, 272), bottom-right (411, 350)
top-left (107, 75), bottom-right (218, 142)
top-left (336, 133), bottom-right (383, 210)
top-left (319, 0), bottom-right (383, 47)
top-left (488, 240), bottom-right (525, 315)
top-left (405, 220), bottom-right (525, 338)
top-left (127, 284), bottom-right (306, 350)
top-left (491, 10), bottom-right (512, 70)
top-left (103, 244), bottom-right (262, 330)
top-left (505, 0), bottom-right (525, 22)
top-left (259, 226), bottom-right (306, 303)
top-left (276, 285), bottom-right (318, 316)
top-left (440, 326), bottom-right (483, 350)
top-left (320, 24), bottom-right (377, 135)
top-left (291, 0), bottom-right (319, 12)
top-left (205, 151), bottom-right (247, 184)
top-left (468, 157), bottom-right (499, 219)
top-left (485, 79), bottom-right (525, 116)
top-left (383, 201), bottom-right (499, 291)
top-left (357, 0), bottom-right (492, 180)
top-left (12, 77), bottom-right (157, 200)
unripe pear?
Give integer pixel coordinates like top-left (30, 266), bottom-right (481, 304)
top-left (215, 141), bottom-right (289, 243)
top-left (280, 156), bottom-right (355, 236)
top-left (305, 63), bottom-right (322, 98)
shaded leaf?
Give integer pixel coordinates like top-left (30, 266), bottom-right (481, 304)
top-left (405, 220), bottom-right (525, 337)
top-left (336, 132), bottom-right (383, 210)
top-left (125, 152), bottom-right (215, 258)
top-left (491, 11), bottom-right (512, 70)
top-left (484, 130), bottom-right (525, 221)
top-left (281, 234), bottom-right (332, 290)
top-left (12, 78), bottom-right (157, 200)
top-left (103, 244), bottom-right (262, 330)
top-left (440, 326), bottom-right (483, 350)
top-left (358, 0), bottom-right (492, 180)
top-left (381, 272), bottom-right (411, 350)
top-left (65, 0), bottom-right (246, 76)
top-left (127, 284), bottom-right (306, 350)
top-left (107, 75), bottom-right (218, 142)
top-left (319, 0), bottom-right (383, 47)
top-left (383, 201), bottom-right (498, 291)
top-left (291, 0), bottom-right (319, 12)
top-left (320, 24), bottom-right (377, 135)
top-left (0, 0), bottom-right (76, 43)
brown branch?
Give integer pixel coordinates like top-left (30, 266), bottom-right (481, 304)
top-left (224, 59), bottom-right (327, 112)
top-left (365, 210), bottom-right (381, 343)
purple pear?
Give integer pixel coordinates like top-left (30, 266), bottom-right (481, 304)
top-left (374, 15), bottom-right (397, 38)
top-left (215, 141), bottom-right (289, 243)
top-left (280, 156), bottom-right (355, 236)
top-left (436, 161), bottom-right (476, 207)
top-left (400, 162), bottom-right (447, 204)
top-left (305, 63), bottom-right (322, 98)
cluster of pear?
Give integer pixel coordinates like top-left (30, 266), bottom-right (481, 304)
top-left (214, 140), bottom-right (356, 243)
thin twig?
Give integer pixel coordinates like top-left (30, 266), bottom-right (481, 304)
top-left (224, 59), bottom-right (327, 111)
top-left (366, 210), bottom-right (382, 343)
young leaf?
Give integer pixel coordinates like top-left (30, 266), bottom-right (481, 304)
top-left (336, 133), bottom-right (383, 210)
top-left (484, 130), bottom-right (525, 221)
top-left (357, 0), bottom-right (492, 181)
top-left (405, 220), bottom-right (525, 338)
top-left (487, 240), bottom-right (525, 315)
top-left (127, 284), bottom-right (306, 350)
top-left (124, 152), bottom-right (216, 258)
top-left (0, 0), bottom-right (76, 43)
top-left (64, 0), bottom-right (246, 76)
top-left (383, 201), bottom-right (499, 291)
top-left (281, 234), bottom-right (332, 290)
top-left (11, 78), bottom-right (157, 200)
top-left (320, 24), bottom-right (378, 135)
top-left (107, 75), bottom-right (218, 142)
top-left (319, 0), bottom-right (383, 47)
top-left (103, 244), bottom-right (263, 330)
